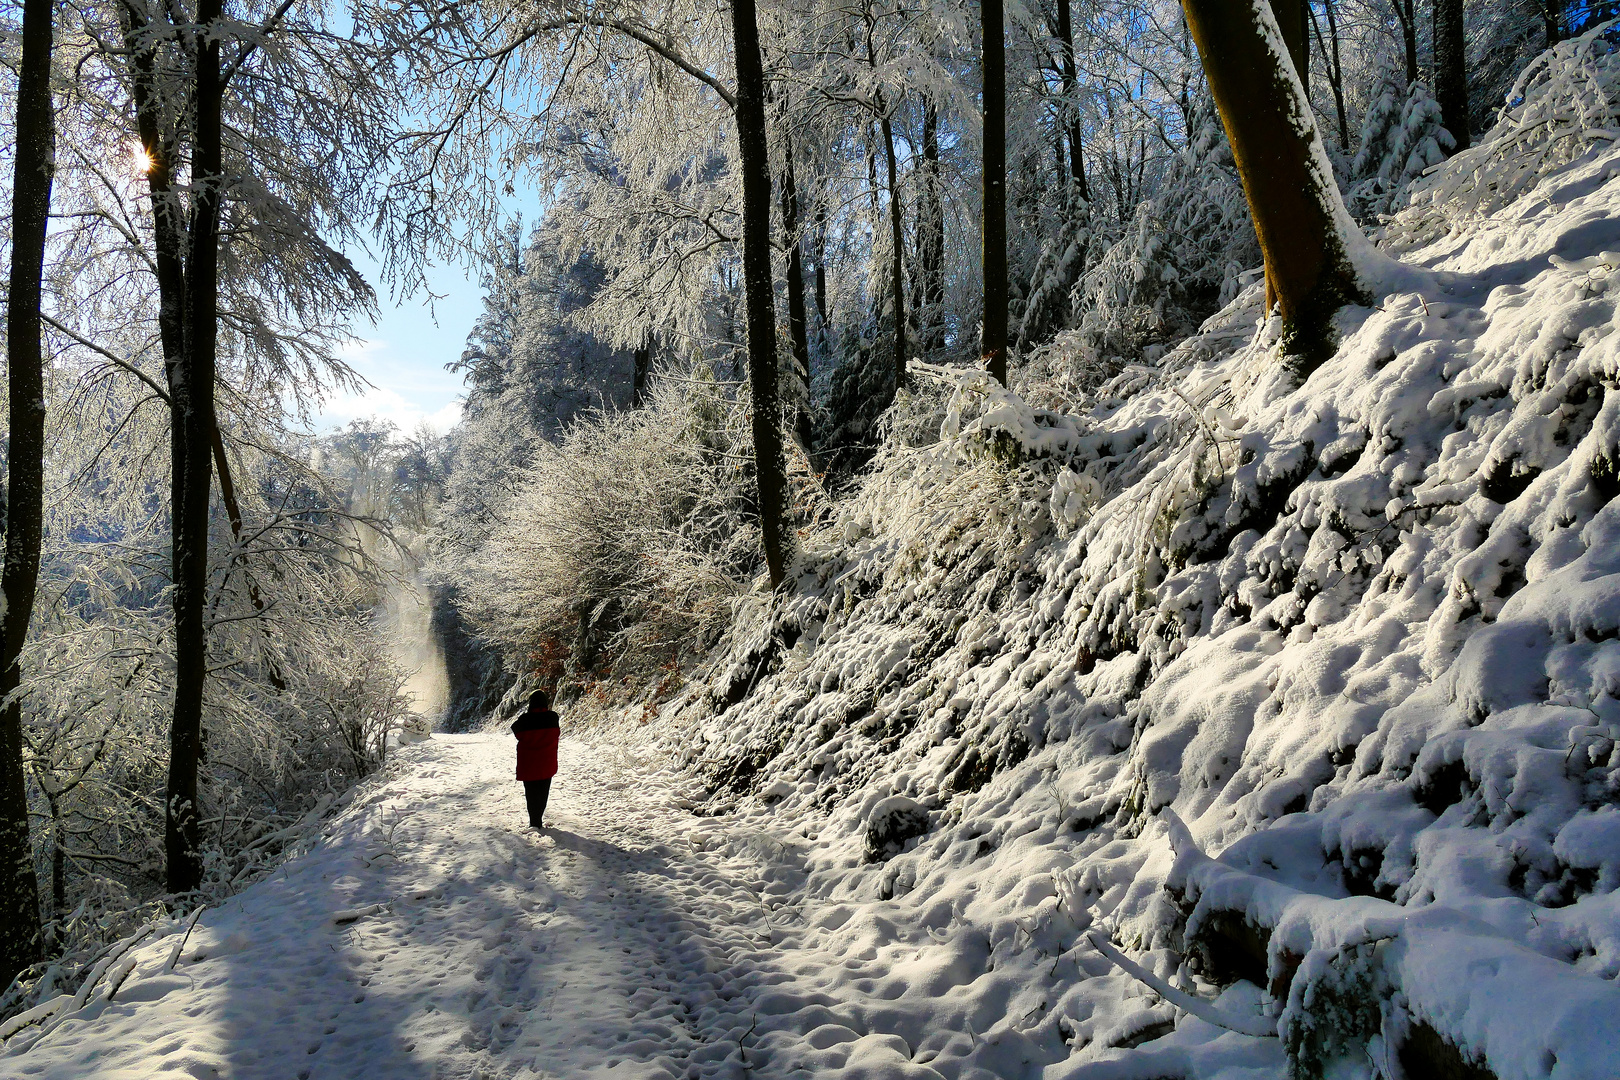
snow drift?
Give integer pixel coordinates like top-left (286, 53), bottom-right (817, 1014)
top-left (644, 24), bottom-right (1620, 1080)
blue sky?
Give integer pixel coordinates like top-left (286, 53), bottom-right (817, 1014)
top-left (310, 173), bottom-right (548, 438)
top-left (311, 248), bottom-right (484, 437)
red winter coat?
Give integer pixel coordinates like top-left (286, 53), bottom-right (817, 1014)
top-left (511, 709), bottom-right (560, 780)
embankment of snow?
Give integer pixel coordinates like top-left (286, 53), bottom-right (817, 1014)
top-left (639, 26), bottom-right (1620, 1080)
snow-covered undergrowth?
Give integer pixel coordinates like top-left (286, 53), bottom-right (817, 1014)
top-left (643, 31), bottom-right (1620, 1080)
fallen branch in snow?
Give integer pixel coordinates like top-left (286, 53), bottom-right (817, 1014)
top-left (69, 926), bottom-right (154, 1012)
top-left (1084, 931), bottom-right (1277, 1038)
top-left (1160, 808), bottom-right (1291, 993)
top-left (163, 906), bottom-right (207, 974)
top-left (0, 994), bottom-right (67, 1042)
top-left (5, 925), bottom-right (160, 1052)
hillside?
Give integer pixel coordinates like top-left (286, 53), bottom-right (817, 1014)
top-left (634, 30), bottom-right (1620, 1079)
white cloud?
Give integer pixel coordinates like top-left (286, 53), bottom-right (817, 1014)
top-left (313, 338), bottom-right (465, 435)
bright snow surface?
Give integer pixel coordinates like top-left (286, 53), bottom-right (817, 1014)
top-left (17, 31), bottom-right (1620, 1080)
top-left (0, 735), bottom-right (1291, 1080)
top-left (12, 735), bottom-right (950, 1080)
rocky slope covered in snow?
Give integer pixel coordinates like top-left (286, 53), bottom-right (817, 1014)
top-left (642, 27), bottom-right (1620, 1080)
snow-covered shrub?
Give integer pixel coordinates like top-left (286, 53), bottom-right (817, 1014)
top-left (1349, 66), bottom-right (1457, 221)
top-left (458, 372), bottom-right (762, 688)
top-left (1397, 19), bottom-right (1620, 231)
top-left (1387, 83), bottom-right (1456, 184)
top-left (817, 328), bottom-right (898, 478)
top-left (1279, 943), bottom-right (1388, 1080)
top-left (863, 796), bottom-right (932, 863)
top-left (1350, 60), bottom-right (1406, 184)
top-left (1016, 187), bottom-right (1095, 349)
top-left (875, 375), bottom-right (954, 452)
top-left (1049, 466), bottom-right (1103, 536)
top-left (1057, 104), bottom-right (1257, 367)
top-left (925, 362), bottom-right (1087, 468)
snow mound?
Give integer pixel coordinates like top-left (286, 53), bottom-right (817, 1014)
top-left (655, 32), bottom-right (1620, 1080)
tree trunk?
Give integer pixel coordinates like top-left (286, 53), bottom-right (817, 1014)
top-left (1434, 0), bottom-right (1469, 151)
top-left (1543, 0), bottom-right (1563, 48)
top-left (122, 4), bottom-right (190, 548)
top-left (981, 0), bottom-right (1009, 385)
top-left (1056, 0), bottom-right (1088, 198)
top-left (1273, 0), bottom-right (1309, 85)
top-left (730, 0), bottom-right (789, 588)
top-left (812, 200), bottom-right (829, 333)
top-left (1179, 0), bottom-right (1369, 372)
top-left (915, 99), bottom-right (946, 355)
top-left (1394, 0), bottom-right (1418, 84)
top-left (1314, 0), bottom-right (1350, 152)
top-left (879, 111), bottom-right (906, 388)
top-left (779, 138), bottom-right (814, 450)
top-left (633, 333), bottom-right (651, 406)
top-left (0, 0), bottom-right (54, 980)
top-left (46, 794), bottom-right (63, 921)
top-left (210, 424), bottom-right (284, 691)
top-left (167, 0), bottom-right (225, 895)
top-left (124, 5), bottom-right (209, 891)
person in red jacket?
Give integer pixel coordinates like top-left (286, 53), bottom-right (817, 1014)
top-left (511, 689), bottom-right (560, 829)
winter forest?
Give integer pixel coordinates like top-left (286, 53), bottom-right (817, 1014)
top-left (6, 0), bottom-right (1620, 1073)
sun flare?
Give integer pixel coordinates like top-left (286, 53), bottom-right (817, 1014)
top-left (132, 144), bottom-right (155, 175)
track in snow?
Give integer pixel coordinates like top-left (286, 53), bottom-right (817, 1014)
top-left (9, 736), bottom-right (816, 1080)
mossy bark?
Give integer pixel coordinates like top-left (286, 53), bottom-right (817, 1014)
top-left (1179, 0), bottom-right (1369, 376)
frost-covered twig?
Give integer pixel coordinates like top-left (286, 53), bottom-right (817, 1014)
top-left (163, 906), bottom-right (206, 974)
top-left (1398, 20), bottom-right (1620, 226)
top-left (1084, 931), bottom-right (1277, 1038)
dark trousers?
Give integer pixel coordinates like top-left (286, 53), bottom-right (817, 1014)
top-left (523, 778), bottom-right (552, 827)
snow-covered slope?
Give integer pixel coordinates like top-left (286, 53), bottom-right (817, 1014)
top-left (648, 29), bottom-right (1620, 1080)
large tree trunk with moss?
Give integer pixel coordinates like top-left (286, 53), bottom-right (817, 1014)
top-left (0, 0), bottom-right (55, 982)
top-left (1179, 0), bottom-right (1368, 373)
top-left (730, 0), bottom-right (790, 588)
top-left (1434, 0), bottom-right (1470, 151)
top-left (167, 0), bottom-right (225, 894)
top-left (981, 0), bottom-right (1008, 385)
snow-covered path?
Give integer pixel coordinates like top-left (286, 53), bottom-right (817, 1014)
top-left (9, 736), bottom-right (819, 1080)
top-left (8, 733), bottom-right (1293, 1080)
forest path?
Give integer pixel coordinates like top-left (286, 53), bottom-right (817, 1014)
top-left (8, 735), bottom-right (832, 1080)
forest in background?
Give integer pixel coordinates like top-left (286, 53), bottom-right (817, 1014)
top-left (0, 0), bottom-right (1610, 1025)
